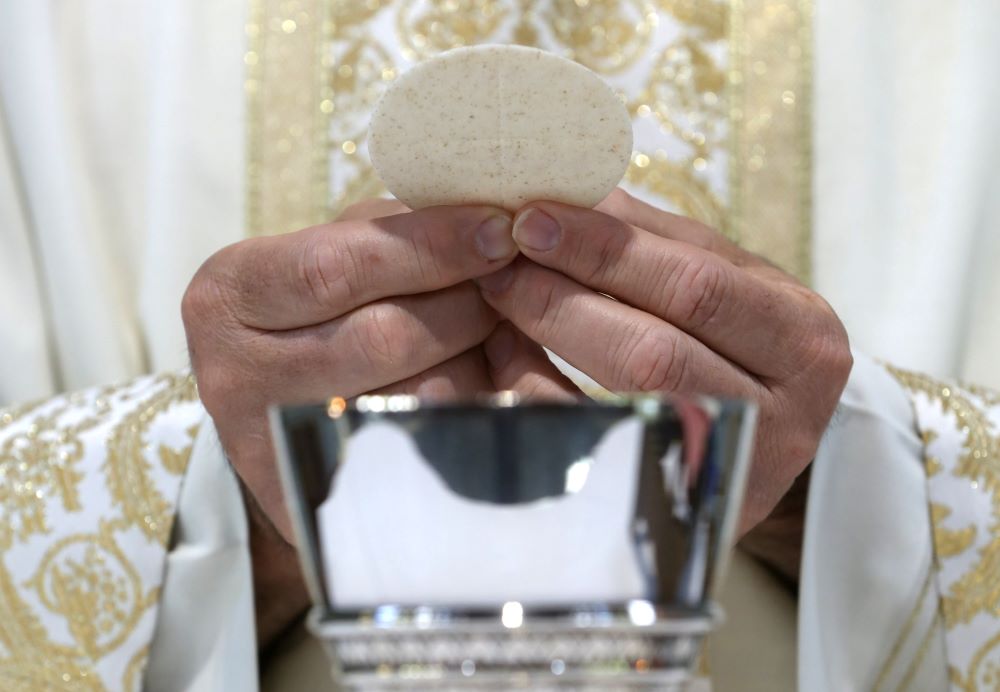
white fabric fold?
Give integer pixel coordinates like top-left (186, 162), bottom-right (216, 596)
top-left (145, 422), bottom-right (258, 692)
top-left (799, 353), bottom-right (947, 690)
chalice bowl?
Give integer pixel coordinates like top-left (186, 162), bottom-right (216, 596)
top-left (271, 392), bottom-right (756, 690)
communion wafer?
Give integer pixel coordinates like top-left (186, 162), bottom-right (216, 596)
top-left (368, 45), bottom-right (633, 211)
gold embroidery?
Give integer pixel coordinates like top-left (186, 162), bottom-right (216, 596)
top-left (158, 425), bottom-right (199, 475)
top-left (897, 608), bottom-right (943, 692)
top-left (103, 374), bottom-right (199, 544)
top-left (0, 374), bottom-right (204, 690)
top-left (887, 366), bottom-right (1000, 629)
top-left (0, 398), bottom-right (48, 429)
top-left (659, 0), bottom-right (726, 40)
top-left (395, 0), bottom-right (508, 60)
top-left (873, 566), bottom-right (935, 692)
top-left (965, 383), bottom-right (1000, 409)
top-left (624, 155), bottom-right (725, 231)
top-left (24, 520), bottom-right (154, 660)
top-left (122, 644), bottom-right (149, 692)
top-left (728, 0), bottom-right (813, 282)
top-left (926, 456), bottom-right (943, 477)
top-left (546, 0), bottom-right (657, 73)
top-left (963, 633), bottom-right (1000, 692)
top-left (0, 401), bottom-right (106, 550)
top-left (245, 0), bottom-right (330, 236)
top-left (930, 504), bottom-right (977, 559)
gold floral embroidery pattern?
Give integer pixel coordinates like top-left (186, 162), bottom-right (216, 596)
top-left (931, 504), bottom-right (978, 560)
top-left (887, 365), bottom-right (1000, 691)
top-left (24, 520), bottom-right (156, 660)
top-left (0, 373), bottom-right (204, 690)
top-left (103, 373), bottom-right (198, 544)
top-left (0, 400), bottom-right (92, 549)
top-left (246, 0), bottom-right (813, 281)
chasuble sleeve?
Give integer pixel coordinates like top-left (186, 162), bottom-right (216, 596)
top-left (800, 353), bottom-right (1000, 691)
top-left (0, 371), bottom-right (255, 691)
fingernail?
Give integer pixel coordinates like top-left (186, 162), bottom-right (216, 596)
top-left (513, 208), bottom-right (561, 252)
top-left (484, 323), bottom-right (515, 370)
top-left (475, 266), bottom-right (514, 294)
top-left (475, 214), bottom-right (516, 260)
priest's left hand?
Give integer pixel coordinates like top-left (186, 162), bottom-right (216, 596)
top-left (476, 188), bottom-right (853, 537)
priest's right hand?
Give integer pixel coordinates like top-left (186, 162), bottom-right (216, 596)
top-left (181, 200), bottom-right (522, 545)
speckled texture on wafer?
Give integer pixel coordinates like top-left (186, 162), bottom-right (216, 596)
top-left (368, 45), bottom-right (633, 211)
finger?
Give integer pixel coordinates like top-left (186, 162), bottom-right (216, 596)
top-left (477, 259), bottom-right (763, 399)
top-left (376, 346), bottom-right (494, 400)
top-left (336, 197), bottom-right (409, 221)
top-left (239, 283), bottom-right (498, 404)
top-left (596, 188), bottom-right (759, 268)
top-left (508, 202), bottom-right (810, 378)
top-left (483, 322), bottom-right (580, 401)
top-left (206, 204), bottom-right (516, 330)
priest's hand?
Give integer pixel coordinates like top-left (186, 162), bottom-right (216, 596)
top-left (182, 199), bottom-right (574, 549)
top-left (476, 188), bottom-right (853, 547)
top-left (183, 199), bottom-right (546, 646)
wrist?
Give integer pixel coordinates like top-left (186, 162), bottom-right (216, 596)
top-left (237, 476), bottom-right (311, 649)
top-left (738, 464), bottom-right (811, 587)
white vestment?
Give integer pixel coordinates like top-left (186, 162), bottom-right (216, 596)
top-left (1, 0), bottom-right (999, 690)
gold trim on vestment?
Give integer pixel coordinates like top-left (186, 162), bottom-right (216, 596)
top-left (728, 0), bottom-right (813, 282)
top-left (245, 0), bottom-right (331, 236)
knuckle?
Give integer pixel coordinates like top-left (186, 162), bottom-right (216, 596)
top-left (298, 233), bottom-right (363, 309)
top-left (663, 256), bottom-right (729, 329)
top-left (355, 302), bottom-right (410, 370)
top-left (181, 248), bottom-right (237, 329)
top-left (180, 273), bottom-right (216, 331)
top-left (527, 277), bottom-right (564, 342)
top-left (798, 307), bottom-right (853, 382)
top-left (405, 217), bottom-right (446, 285)
top-left (580, 223), bottom-right (629, 285)
top-left (622, 326), bottom-right (689, 393)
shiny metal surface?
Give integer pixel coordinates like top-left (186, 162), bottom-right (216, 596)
top-left (271, 393), bottom-right (756, 689)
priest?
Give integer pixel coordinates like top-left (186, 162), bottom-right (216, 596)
top-left (2, 0), bottom-right (999, 690)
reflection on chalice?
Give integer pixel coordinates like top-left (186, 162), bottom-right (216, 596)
top-left (271, 392), bottom-right (755, 690)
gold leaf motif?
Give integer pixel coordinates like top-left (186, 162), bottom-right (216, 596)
top-left (936, 525), bottom-right (978, 560)
top-left (887, 366), bottom-right (1000, 634)
top-left (926, 456), bottom-right (943, 477)
top-left (158, 444), bottom-right (190, 476)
